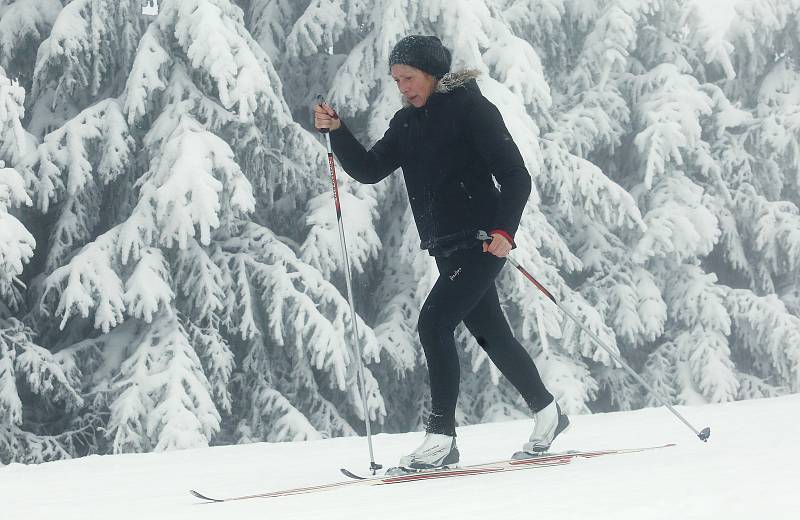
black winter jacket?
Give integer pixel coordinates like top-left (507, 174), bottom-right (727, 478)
top-left (330, 70), bottom-right (532, 256)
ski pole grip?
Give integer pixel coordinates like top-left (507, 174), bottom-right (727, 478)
top-left (316, 95), bottom-right (339, 134)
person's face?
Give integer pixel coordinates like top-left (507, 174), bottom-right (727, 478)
top-left (391, 64), bottom-right (438, 107)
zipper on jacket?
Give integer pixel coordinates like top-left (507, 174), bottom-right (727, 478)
top-left (459, 181), bottom-right (473, 200)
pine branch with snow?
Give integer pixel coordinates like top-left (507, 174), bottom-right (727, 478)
top-left (104, 313), bottom-right (221, 453)
top-left (0, 69), bottom-right (35, 313)
top-left (0, 318), bottom-right (84, 463)
top-left (0, 164), bottom-right (34, 310)
top-left (34, 98), bottom-right (135, 271)
top-left (28, 0), bottom-right (146, 137)
top-left (727, 289), bottom-right (800, 393)
top-left (0, 0), bottom-right (61, 95)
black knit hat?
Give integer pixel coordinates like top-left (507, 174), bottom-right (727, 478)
top-left (389, 35), bottom-right (452, 79)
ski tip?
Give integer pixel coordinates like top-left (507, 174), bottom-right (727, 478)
top-left (340, 468), bottom-right (368, 480)
top-left (190, 489), bottom-right (223, 502)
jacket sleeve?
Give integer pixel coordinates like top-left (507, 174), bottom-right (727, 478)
top-left (328, 113), bottom-right (403, 184)
top-left (466, 96), bottom-right (532, 239)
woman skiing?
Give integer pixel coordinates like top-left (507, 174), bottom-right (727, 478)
top-left (314, 35), bottom-right (569, 470)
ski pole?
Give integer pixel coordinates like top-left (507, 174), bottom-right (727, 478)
top-left (476, 230), bottom-right (711, 443)
top-left (317, 95), bottom-right (383, 474)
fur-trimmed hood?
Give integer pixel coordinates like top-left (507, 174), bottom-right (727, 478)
top-left (435, 68), bottom-right (482, 93)
top-left (402, 69), bottom-right (482, 107)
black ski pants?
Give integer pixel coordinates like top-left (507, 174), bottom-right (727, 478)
top-left (418, 245), bottom-right (554, 436)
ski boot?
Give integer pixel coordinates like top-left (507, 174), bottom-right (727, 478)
top-left (512, 400), bottom-right (570, 460)
top-left (387, 433), bottom-right (460, 475)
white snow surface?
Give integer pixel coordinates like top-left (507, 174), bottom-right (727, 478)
top-left (1, 394), bottom-right (797, 519)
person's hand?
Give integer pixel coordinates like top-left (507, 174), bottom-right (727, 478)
top-left (483, 232), bottom-right (512, 257)
top-left (314, 102), bottom-right (341, 132)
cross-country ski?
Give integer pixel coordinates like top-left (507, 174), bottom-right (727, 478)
top-left (188, 444), bottom-right (675, 503)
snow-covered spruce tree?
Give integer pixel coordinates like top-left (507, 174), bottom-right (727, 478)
top-left (591, 0), bottom-right (741, 407)
top-left (505, 0), bottom-right (746, 407)
top-left (498, 0), bottom-right (655, 413)
top-left (701, 0), bottom-right (800, 396)
top-left (1, 66), bottom-right (87, 465)
top-left (618, 0), bottom-right (800, 401)
top-left (18, 0), bottom-right (384, 459)
top-left (517, 0), bottom-right (800, 405)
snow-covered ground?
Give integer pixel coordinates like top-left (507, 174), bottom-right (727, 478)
top-left (2, 394), bottom-right (797, 519)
